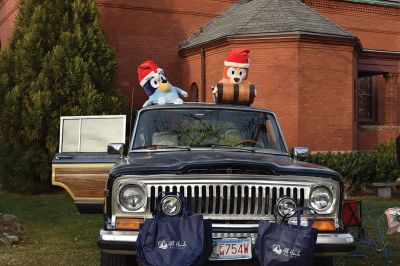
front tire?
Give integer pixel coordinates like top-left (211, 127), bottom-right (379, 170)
top-left (100, 251), bottom-right (137, 266)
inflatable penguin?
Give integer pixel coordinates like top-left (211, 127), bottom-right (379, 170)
top-left (212, 48), bottom-right (256, 105)
top-left (138, 60), bottom-right (188, 107)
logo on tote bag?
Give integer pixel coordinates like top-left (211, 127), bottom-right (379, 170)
top-left (158, 240), bottom-right (187, 250)
top-left (272, 244), bottom-right (301, 258)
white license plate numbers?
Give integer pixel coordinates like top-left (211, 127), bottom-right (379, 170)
top-left (209, 237), bottom-right (252, 260)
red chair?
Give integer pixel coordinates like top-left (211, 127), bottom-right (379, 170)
top-left (342, 199), bottom-right (362, 228)
top-left (340, 199), bottom-right (379, 262)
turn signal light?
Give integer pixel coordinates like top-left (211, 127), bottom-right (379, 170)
top-left (115, 218), bottom-right (144, 230)
top-left (312, 219), bottom-right (336, 231)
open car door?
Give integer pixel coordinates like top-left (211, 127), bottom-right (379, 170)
top-left (52, 115), bottom-right (126, 214)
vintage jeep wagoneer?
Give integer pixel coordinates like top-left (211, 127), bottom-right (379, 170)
top-left (52, 103), bottom-right (355, 265)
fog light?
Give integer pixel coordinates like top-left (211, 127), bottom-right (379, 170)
top-left (277, 197), bottom-right (297, 217)
top-left (161, 195), bottom-right (182, 216)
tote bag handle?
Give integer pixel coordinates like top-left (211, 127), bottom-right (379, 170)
top-left (276, 206), bottom-right (317, 228)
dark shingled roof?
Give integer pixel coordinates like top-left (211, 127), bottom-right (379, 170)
top-left (179, 0), bottom-right (355, 51)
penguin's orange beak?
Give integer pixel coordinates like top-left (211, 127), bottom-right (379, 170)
top-left (158, 81), bottom-right (170, 92)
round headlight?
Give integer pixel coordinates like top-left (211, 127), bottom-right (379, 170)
top-left (276, 197), bottom-right (297, 217)
top-left (161, 195), bottom-right (182, 216)
top-left (310, 186), bottom-right (333, 211)
top-left (120, 185), bottom-right (146, 211)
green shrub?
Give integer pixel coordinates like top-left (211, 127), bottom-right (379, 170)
top-left (306, 142), bottom-right (400, 188)
top-left (0, 0), bottom-right (125, 193)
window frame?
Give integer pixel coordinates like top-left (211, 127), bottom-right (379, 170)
top-left (357, 75), bottom-right (376, 124)
top-left (59, 115), bottom-right (126, 153)
top-left (130, 106), bottom-right (289, 154)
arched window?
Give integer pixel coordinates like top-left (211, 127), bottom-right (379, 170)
top-left (190, 82), bottom-right (199, 102)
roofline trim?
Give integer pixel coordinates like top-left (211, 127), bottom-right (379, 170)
top-left (361, 49), bottom-right (400, 60)
top-left (363, 49), bottom-right (400, 55)
top-left (179, 32), bottom-right (358, 56)
top-left (341, 0), bottom-right (400, 8)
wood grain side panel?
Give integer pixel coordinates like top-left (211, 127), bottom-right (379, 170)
top-left (52, 164), bottom-right (113, 200)
top-left (56, 167), bottom-right (111, 175)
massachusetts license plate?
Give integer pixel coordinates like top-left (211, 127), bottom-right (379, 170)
top-left (209, 237), bottom-right (252, 260)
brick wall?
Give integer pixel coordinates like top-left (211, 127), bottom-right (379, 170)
top-left (0, 0), bottom-right (18, 48)
top-left (305, 0), bottom-right (400, 51)
top-left (183, 41), bottom-right (301, 148)
top-left (182, 39), bottom-right (357, 151)
top-left (358, 125), bottom-right (400, 149)
top-left (96, 0), bottom-right (235, 109)
top-left (1, 0), bottom-right (233, 108)
top-left (305, 0), bottom-right (400, 150)
top-left (298, 42), bottom-right (356, 151)
top-left (2, 0), bottom-right (399, 151)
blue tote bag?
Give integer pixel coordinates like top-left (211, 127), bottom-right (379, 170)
top-left (255, 207), bottom-right (318, 266)
top-left (136, 193), bottom-right (212, 266)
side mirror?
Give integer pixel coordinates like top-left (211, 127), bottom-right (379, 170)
top-left (107, 143), bottom-right (124, 158)
top-left (292, 147), bottom-right (310, 161)
top-left (396, 135), bottom-right (400, 165)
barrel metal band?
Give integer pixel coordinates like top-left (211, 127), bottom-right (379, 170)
top-left (233, 83), bottom-right (239, 104)
top-left (217, 83), bottom-right (223, 103)
top-left (249, 84), bottom-right (255, 104)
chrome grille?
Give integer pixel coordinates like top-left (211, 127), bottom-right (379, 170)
top-left (148, 184), bottom-right (306, 217)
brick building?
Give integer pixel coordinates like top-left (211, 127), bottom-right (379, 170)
top-left (1, 0), bottom-right (399, 151)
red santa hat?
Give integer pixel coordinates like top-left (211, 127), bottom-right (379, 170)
top-left (137, 60), bottom-right (164, 87)
top-left (224, 48), bottom-right (250, 68)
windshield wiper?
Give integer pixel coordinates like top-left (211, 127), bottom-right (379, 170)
top-left (205, 144), bottom-right (256, 153)
top-left (203, 144), bottom-right (288, 156)
top-left (132, 145), bottom-right (191, 151)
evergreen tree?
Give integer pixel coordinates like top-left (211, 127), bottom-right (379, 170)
top-left (0, 0), bottom-right (124, 192)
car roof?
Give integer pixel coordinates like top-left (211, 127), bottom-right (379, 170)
top-left (140, 102), bottom-right (273, 113)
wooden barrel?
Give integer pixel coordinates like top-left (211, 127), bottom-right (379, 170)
top-left (213, 82), bottom-right (256, 105)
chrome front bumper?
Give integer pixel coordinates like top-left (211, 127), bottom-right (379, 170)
top-left (98, 229), bottom-right (355, 256)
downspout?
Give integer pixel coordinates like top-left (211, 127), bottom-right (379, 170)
top-left (201, 48), bottom-right (206, 102)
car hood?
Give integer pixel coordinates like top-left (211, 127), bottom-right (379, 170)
top-left (110, 150), bottom-right (341, 181)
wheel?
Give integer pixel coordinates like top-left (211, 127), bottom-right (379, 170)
top-left (313, 256), bottom-right (333, 266)
top-left (100, 251), bottom-right (137, 266)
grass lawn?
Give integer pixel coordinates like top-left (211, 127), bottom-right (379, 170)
top-left (0, 189), bottom-right (102, 266)
top-left (0, 190), bottom-right (399, 266)
top-left (335, 196), bottom-right (400, 266)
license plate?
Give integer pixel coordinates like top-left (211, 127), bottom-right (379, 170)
top-left (209, 237), bottom-right (252, 260)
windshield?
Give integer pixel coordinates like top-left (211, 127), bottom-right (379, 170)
top-left (132, 108), bottom-right (287, 153)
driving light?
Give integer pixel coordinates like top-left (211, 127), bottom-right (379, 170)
top-left (310, 186), bottom-right (333, 212)
top-left (276, 197), bottom-right (297, 217)
top-left (120, 185), bottom-right (146, 211)
top-left (161, 195), bottom-right (182, 216)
